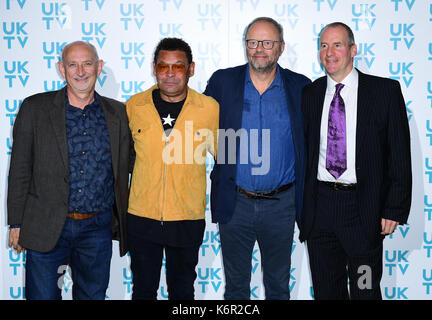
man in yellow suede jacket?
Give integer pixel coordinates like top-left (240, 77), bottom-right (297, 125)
top-left (126, 37), bottom-right (219, 300)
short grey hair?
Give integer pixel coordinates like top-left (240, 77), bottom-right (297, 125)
top-left (320, 22), bottom-right (355, 46)
top-left (61, 41), bottom-right (100, 64)
top-left (244, 17), bottom-right (284, 43)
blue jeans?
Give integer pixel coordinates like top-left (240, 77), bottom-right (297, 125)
top-left (219, 185), bottom-right (296, 300)
top-left (25, 210), bottom-right (112, 300)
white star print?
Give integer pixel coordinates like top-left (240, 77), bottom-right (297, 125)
top-left (162, 114), bottom-right (175, 127)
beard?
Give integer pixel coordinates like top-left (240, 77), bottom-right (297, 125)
top-left (248, 49), bottom-right (280, 74)
top-left (249, 59), bottom-right (278, 74)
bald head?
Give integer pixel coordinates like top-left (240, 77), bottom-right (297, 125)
top-left (61, 41), bottom-right (99, 66)
top-left (244, 17), bottom-right (284, 43)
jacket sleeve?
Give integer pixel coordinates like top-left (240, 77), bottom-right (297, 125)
top-left (382, 80), bottom-right (412, 225)
top-left (7, 98), bottom-right (34, 225)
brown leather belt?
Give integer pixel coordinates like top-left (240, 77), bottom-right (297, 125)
top-left (237, 182), bottom-right (294, 200)
top-left (319, 180), bottom-right (357, 191)
top-left (67, 212), bottom-right (100, 220)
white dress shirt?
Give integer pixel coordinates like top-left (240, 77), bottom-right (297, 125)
top-left (317, 68), bottom-right (359, 184)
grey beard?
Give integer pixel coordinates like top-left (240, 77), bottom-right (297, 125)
top-left (249, 60), bottom-right (278, 74)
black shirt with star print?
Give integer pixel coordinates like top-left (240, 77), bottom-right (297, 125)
top-left (152, 89), bottom-right (185, 136)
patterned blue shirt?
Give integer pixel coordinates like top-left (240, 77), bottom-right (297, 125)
top-left (235, 66), bottom-right (296, 192)
top-left (65, 93), bottom-right (114, 213)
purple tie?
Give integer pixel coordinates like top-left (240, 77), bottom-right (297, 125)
top-left (326, 83), bottom-right (347, 179)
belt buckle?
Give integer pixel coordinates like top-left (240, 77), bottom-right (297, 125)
top-left (243, 191), bottom-right (256, 199)
top-left (255, 190), bottom-right (280, 200)
top-left (240, 189), bottom-right (276, 200)
top-left (333, 182), bottom-right (341, 191)
top-left (256, 192), bottom-right (273, 199)
top-left (67, 212), bottom-right (96, 220)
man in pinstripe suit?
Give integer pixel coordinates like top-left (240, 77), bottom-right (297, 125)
top-left (300, 22), bottom-right (412, 299)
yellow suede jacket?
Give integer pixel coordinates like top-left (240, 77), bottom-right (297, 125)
top-left (126, 85), bottom-right (219, 222)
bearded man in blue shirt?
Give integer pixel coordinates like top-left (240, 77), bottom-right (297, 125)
top-left (204, 17), bottom-right (310, 300)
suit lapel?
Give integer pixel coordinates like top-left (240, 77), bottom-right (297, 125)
top-left (281, 68), bottom-right (302, 160)
top-left (281, 69), bottom-right (297, 118)
top-left (312, 77), bottom-right (327, 165)
top-left (100, 97), bottom-right (120, 180)
top-left (49, 88), bottom-right (69, 172)
top-left (229, 65), bottom-right (247, 132)
top-left (355, 70), bottom-right (370, 162)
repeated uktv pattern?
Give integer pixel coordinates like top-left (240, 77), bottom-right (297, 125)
top-left (0, 0), bottom-right (430, 300)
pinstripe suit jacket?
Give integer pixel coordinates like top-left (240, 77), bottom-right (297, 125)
top-left (299, 69), bottom-right (412, 245)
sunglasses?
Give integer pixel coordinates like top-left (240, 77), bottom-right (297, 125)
top-left (156, 63), bottom-right (187, 74)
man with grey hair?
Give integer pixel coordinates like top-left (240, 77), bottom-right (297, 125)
top-left (204, 17), bottom-right (310, 299)
top-left (7, 41), bottom-right (132, 299)
top-left (300, 22), bottom-right (411, 299)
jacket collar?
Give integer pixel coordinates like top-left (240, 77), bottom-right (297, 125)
top-left (50, 86), bottom-right (120, 176)
top-left (140, 84), bottom-right (203, 107)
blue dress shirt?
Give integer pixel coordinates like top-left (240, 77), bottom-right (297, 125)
top-left (65, 93), bottom-right (114, 213)
top-left (236, 66), bottom-right (295, 192)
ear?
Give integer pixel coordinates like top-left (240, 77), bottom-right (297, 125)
top-left (97, 59), bottom-right (104, 77)
top-left (58, 61), bottom-right (66, 79)
top-left (153, 62), bottom-right (157, 77)
top-left (279, 41), bottom-right (285, 56)
top-left (188, 61), bottom-right (195, 77)
top-left (350, 44), bottom-right (357, 58)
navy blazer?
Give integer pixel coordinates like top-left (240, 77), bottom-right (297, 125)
top-left (299, 70), bottom-right (412, 245)
top-left (204, 64), bottom-right (311, 224)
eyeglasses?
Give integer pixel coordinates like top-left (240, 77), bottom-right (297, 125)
top-left (245, 39), bottom-right (282, 50)
top-left (156, 63), bottom-right (187, 74)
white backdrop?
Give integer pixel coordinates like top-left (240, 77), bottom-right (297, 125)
top-left (0, 0), bottom-right (431, 300)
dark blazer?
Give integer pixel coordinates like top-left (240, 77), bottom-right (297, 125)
top-left (204, 64), bottom-right (311, 224)
top-left (7, 87), bottom-right (132, 256)
top-left (299, 69), bottom-right (412, 245)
